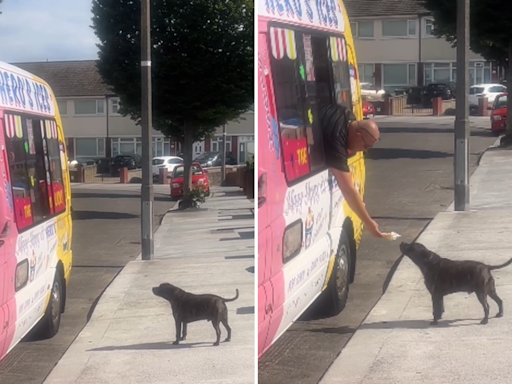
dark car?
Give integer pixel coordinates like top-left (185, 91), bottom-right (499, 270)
top-left (422, 82), bottom-right (456, 107)
top-left (111, 154), bottom-right (142, 174)
top-left (193, 151), bottom-right (237, 168)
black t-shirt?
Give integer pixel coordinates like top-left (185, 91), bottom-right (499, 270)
top-left (319, 104), bottom-right (355, 173)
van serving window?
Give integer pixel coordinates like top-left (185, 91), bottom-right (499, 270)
top-left (3, 114), bottom-right (66, 231)
top-left (268, 26), bottom-right (354, 185)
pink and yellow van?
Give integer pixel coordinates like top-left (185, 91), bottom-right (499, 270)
top-left (0, 61), bottom-right (72, 361)
top-left (257, 0), bottom-right (366, 357)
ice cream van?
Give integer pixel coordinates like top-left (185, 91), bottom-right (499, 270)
top-left (0, 61), bottom-right (73, 361)
top-left (257, 0), bottom-right (366, 357)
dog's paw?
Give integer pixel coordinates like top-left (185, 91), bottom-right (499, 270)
top-left (480, 318), bottom-right (489, 325)
top-left (430, 320), bottom-right (439, 326)
top-left (224, 338), bottom-right (231, 342)
top-left (172, 340), bottom-right (180, 345)
top-left (496, 312), bottom-right (503, 318)
top-left (180, 336), bottom-right (186, 341)
top-left (213, 341), bottom-right (220, 346)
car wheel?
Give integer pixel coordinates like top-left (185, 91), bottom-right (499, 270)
top-left (37, 272), bottom-right (63, 339)
top-left (321, 231), bottom-right (351, 316)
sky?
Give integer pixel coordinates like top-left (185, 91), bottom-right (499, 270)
top-left (0, 0), bottom-right (99, 63)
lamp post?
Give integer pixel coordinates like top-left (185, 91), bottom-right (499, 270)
top-left (105, 93), bottom-right (116, 159)
top-left (454, 0), bottom-right (470, 211)
top-left (140, 0), bottom-right (154, 260)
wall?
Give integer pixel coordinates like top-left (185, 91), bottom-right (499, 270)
top-left (421, 37), bottom-right (483, 61)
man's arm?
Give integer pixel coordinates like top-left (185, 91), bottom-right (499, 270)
top-left (332, 168), bottom-right (384, 238)
top-left (332, 168), bottom-right (371, 225)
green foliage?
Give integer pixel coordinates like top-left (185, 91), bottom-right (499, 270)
top-left (91, 0), bottom-right (254, 141)
top-left (421, 0), bottom-right (512, 64)
top-left (245, 155), bottom-right (254, 171)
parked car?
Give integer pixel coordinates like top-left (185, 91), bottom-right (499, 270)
top-left (490, 93), bottom-right (508, 134)
top-left (152, 156), bottom-right (183, 176)
top-left (362, 100), bottom-right (375, 119)
top-left (469, 83), bottom-right (507, 109)
top-left (422, 82), bottom-right (456, 106)
top-left (111, 154), bottom-right (142, 174)
top-left (360, 82), bottom-right (386, 101)
top-left (170, 162), bottom-right (210, 198)
top-left (194, 151), bottom-right (237, 168)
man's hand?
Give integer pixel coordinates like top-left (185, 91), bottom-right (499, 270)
top-left (365, 219), bottom-right (385, 238)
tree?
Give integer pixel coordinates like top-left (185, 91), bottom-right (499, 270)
top-left (421, 0), bottom-right (512, 141)
top-left (91, 0), bottom-right (254, 202)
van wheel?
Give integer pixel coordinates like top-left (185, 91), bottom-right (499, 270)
top-left (38, 272), bottom-right (63, 339)
top-left (323, 231), bottom-right (351, 316)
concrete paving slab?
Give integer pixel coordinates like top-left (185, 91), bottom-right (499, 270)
top-left (320, 147), bottom-right (512, 384)
top-left (43, 187), bottom-right (255, 384)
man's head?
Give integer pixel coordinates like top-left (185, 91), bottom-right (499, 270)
top-left (347, 118), bottom-right (380, 152)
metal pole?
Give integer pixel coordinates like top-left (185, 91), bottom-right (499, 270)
top-left (105, 95), bottom-right (111, 158)
top-left (454, 0), bottom-right (470, 211)
top-left (140, 0), bottom-right (154, 259)
top-left (221, 125), bottom-right (227, 183)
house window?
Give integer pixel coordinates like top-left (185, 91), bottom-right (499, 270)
top-left (382, 19), bottom-right (416, 37)
top-left (3, 114), bottom-right (66, 231)
top-left (57, 100), bottom-right (67, 115)
top-left (358, 64), bottom-right (375, 84)
top-left (211, 136), bottom-right (232, 152)
top-left (352, 21), bottom-right (374, 38)
top-left (424, 63), bottom-right (452, 84)
top-left (425, 19), bottom-right (434, 37)
top-left (382, 63), bottom-right (417, 92)
top-left (75, 138), bottom-right (105, 157)
top-left (74, 100), bottom-right (104, 115)
top-left (111, 98), bottom-right (120, 115)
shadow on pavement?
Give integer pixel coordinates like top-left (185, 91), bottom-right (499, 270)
top-left (90, 341), bottom-right (213, 351)
top-left (365, 148), bottom-right (451, 160)
top-left (237, 306), bottom-right (255, 315)
top-left (359, 318), bottom-right (482, 330)
top-left (72, 210), bottom-right (139, 220)
top-left (307, 326), bottom-right (356, 335)
top-left (373, 216), bottom-right (433, 221)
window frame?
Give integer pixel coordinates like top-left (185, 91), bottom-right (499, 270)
top-left (267, 22), bottom-right (355, 187)
top-left (355, 21), bottom-right (375, 39)
top-left (56, 100), bottom-right (67, 116)
top-left (382, 63), bottom-right (417, 88)
top-left (74, 99), bottom-right (105, 116)
top-left (110, 98), bottom-right (121, 115)
top-left (424, 19), bottom-right (435, 37)
top-left (382, 19), bottom-right (417, 38)
top-left (3, 113), bottom-right (67, 233)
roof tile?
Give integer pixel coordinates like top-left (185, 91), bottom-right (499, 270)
top-left (11, 60), bottom-right (113, 98)
top-left (344, 0), bottom-right (428, 18)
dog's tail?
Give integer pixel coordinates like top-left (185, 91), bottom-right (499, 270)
top-left (222, 289), bottom-right (239, 302)
top-left (489, 258), bottom-right (512, 270)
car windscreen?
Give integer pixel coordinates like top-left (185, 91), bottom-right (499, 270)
top-left (426, 84), bottom-right (447, 90)
top-left (495, 95), bottom-right (507, 109)
top-left (470, 87), bottom-right (485, 95)
top-left (152, 159), bottom-right (165, 165)
top-left (114, 156), bottom-right (132, 162)
top-left (173, 165), bottom-right (203, 177)
top-left (194, 152), bottom-right (219, 162)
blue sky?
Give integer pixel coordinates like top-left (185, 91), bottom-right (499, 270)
top-left (0, 0), bottom-right (99, 62)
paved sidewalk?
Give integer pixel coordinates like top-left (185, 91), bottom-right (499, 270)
top-left (374, 115), bottom-right (491, 129)
top-left (44, 187), bottom-right (255, 384)
top-left (320, 143), bottom-right (512, 384)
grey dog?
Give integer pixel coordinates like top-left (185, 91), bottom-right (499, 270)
top-left (400, 242), bottom-right (512, 325)
top-left (152, 283), bottom-right (239, 346)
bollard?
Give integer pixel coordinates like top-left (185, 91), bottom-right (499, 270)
top-left (159, 167), bottom-right (168, 184)
top-left (478, 97), bottom-right (489, 116)
top-left (432, 97), bottom-right (442, 116)
top-left (120, 167), bottom-right (128, 184)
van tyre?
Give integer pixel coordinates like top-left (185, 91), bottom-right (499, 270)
top-left (38, 272), bottom-right (63, 339)
top-left (324, 231), bottom-right (351, 316)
